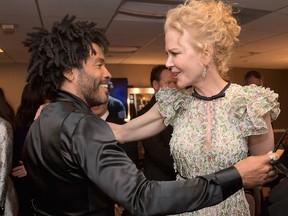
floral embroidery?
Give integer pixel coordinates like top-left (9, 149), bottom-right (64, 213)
top-left (157, 84), bottom-right (280, 216)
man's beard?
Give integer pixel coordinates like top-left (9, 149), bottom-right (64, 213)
top-left (85, 89), bottom-right (108, 108)
top-left (77, 69), bottom-right (108, 108)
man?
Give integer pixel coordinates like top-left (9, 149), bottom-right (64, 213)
top-left (91, 97), bottom-right (140, 170)
top-left (106, 81), bottom-right (127, 123)
top-left (92, 95), bottom-right (126, 125)
top-left (23, 15), bottom-right (277, 216)
top-left (244, 70), bottom-right (264, 86)
top-left (138, 65), bottom-right (177, 181)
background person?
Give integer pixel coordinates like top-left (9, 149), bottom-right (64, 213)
top-left (107, 81), bottom-right (127, 122)
top-left (137, 65), bottom-right (177, 181)
top-left (0, 88), bottom-right (15, 129)
top-left (0, 88), bottom-right (18, 215)
top-left (11, 83), bottom-right (45, 216)
top-left (244, 70), bottom-right (264, 86)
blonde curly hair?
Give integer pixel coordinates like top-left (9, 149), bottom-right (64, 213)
top-left (164, 0), bottom-right (240, 79)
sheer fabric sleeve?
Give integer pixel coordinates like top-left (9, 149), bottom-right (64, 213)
top-left (234, 85), bottom-right (280, 137)
top-left (156, 88), bottom-right (190, 126)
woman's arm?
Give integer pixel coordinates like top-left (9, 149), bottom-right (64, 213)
top-left (109, 103), bottom-right (166, 143)
top-left (248, 113), bottom-right (274, 156)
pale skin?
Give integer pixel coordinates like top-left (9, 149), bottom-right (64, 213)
top-left (110, 27), bottom-right (277, 187)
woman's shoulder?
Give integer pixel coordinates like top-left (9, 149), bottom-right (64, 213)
top-left (229, 83), bottom-right (280, 121)
top-left (156, 87), bottom-right (191, 125)
top-left (230, 83), bottom-right (277, 95)
top-left (156, 87), bottom-right (191, 102)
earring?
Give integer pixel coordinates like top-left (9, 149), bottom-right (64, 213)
top-left (202, 66), bottom-right (207, 78)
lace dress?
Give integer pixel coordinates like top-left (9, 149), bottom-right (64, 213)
top-left (156, 83), bottom-right (280, 216)
top-left (0, 117), bottom-right (19, 216)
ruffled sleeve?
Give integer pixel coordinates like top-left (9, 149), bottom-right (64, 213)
top-left (156, 87), bottom-right (190, 126)
top-left (234, 85), bottom-right (280, 137)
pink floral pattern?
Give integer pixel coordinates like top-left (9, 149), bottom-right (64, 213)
top-left (156, 83), bottom-right (280, 216)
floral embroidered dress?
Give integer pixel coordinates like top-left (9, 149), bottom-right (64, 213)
top-left (156, 83), bottom-right (280, 216)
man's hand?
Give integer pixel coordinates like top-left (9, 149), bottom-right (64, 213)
top-left (34, 103), bottom-right (49, 120)
top-left (234, 153), bottom-right (278, 188)
top-left (114, 204), bottom-right (125, 216)
top-left (11, 161), bottom-right (27, 178)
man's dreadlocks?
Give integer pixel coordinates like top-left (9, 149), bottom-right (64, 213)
top-left (23, 15), bottom-right (109, 100)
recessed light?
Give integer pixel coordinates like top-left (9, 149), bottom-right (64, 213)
top-left (1, 24), bottom-right (16, 34)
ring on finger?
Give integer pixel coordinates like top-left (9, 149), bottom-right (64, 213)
top-left (269, 154), bottom-right (279, 164)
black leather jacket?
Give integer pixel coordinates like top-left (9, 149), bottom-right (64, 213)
top-left (23, 90), bottom-right (242, 216)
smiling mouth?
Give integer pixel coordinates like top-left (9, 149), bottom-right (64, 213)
top-left (100, 83), bottom-right (109, 92)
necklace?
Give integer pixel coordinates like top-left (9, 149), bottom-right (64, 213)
top-left (192, 82), bottom-right (231, 101)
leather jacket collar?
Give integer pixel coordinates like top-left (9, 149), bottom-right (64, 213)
top-left (55, 90), bottom-right (92, 113)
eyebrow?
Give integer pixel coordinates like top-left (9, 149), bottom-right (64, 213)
top-left (94, 57), bottom-right (105, 64)
top-left (167, 48), bottom-right (178, 53)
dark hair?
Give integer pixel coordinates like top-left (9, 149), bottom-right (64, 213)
top-left (0, 87), bottom-right (15, 127)
top-left (244, 70), bottom-right (263, 83)
top-left (150, 65), bottom-right (168, 86)
top-left (23, 15), bottom-right (109, 100)
top-left (14, 83), bottom-right (45, 129)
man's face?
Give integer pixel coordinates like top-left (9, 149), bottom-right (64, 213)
top-left (247, 77), bottom-right (263, 86)
top-left (159, 69), bottom-right (177, 88)
top-left (75, 43), bottom-right (111, 108)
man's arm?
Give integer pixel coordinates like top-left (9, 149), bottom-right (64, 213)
top-left (78, 117), bottom-right (278, 216)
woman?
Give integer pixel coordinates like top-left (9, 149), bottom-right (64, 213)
top-left (11, 83), bottom-right (45, 216)
top-left (0, 88), bottom-right (18, 215)
top-left (111, 0), bottom-right (280, 215)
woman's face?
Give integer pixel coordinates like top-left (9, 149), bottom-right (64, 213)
top-left (165, 27), bottom-right (204, 89)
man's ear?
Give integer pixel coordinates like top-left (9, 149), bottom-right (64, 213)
top-left (63, 69), bottom-right (75, 82)
top-left (152, 80), bottom-right (160, 92)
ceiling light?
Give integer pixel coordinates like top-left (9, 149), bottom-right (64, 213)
top-left (0, 48), bottom-right (4, 53)
top-left (109, 46), bottom-right (138, 53)
top-left (1, 24), bottom-right (15, 34)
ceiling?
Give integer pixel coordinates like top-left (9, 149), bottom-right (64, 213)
top-left (1, 0), bottom-right (288, 69)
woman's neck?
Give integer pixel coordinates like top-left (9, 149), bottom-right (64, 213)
top-left (193, 74), bottom-right (227, 97)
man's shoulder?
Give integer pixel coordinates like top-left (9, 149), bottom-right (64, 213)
top-left (109, 96), bottom-right (124, 106)
top-left (108, 96), bottom-right (126, 111)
